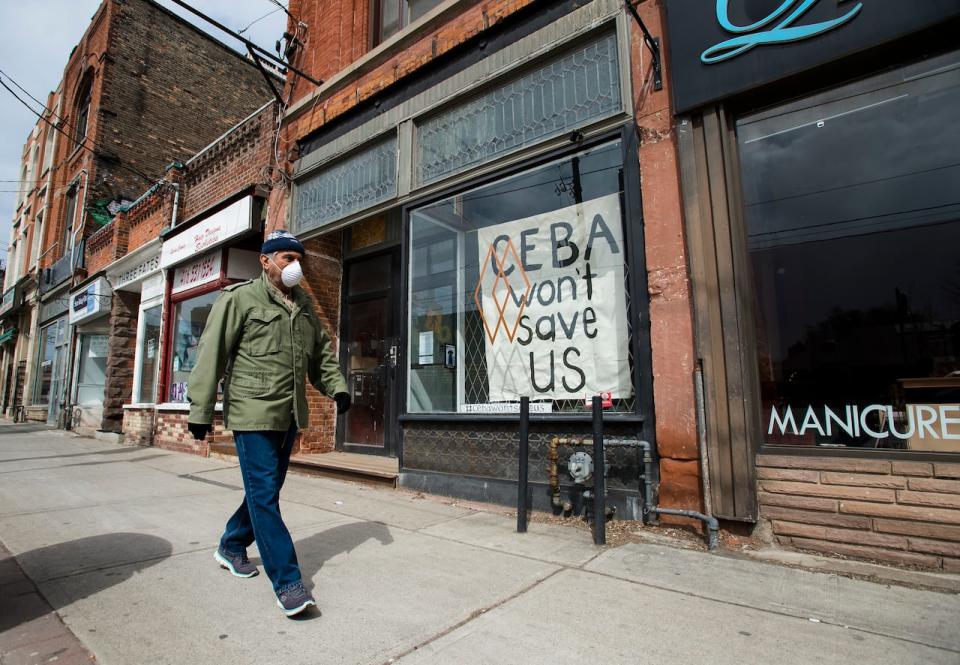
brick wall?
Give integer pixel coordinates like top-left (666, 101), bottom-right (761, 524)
top-left (154, 411), bottom-right (233, 456)
top-left (758, 454), bottom-right (960, 571)
top-left (625, 0), bottom-right (702, 522)
top-left (180, 105), bottom-right (276, 222)
top-left (85, 222), bottom-right (120, 275)
top-left (294, 234), bottom-right (343, 453)
top-left (125, 178), bottom-right (175, 253)
top-left (284, 0), bottom-right (538, 143)
top-left (122, 407), bottom-right (156, 446)
top-left (42, 0), bottom-right (272, 276)
top-left (97, 0), bottom-right (272, 203)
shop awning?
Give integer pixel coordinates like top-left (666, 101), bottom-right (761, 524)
top-left (0, 328), bottom-right (18, 344)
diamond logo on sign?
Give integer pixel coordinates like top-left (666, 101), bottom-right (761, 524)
top-left (473, 239), bottom-right (532, 344)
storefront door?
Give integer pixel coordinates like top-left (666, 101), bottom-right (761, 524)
top-left (337, 250), bottom-right (400, 456)
top-left (46, 318), bottom-right (68, 425)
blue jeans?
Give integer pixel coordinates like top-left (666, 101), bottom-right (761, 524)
top-left (219, 424), bottom-right (302, 594)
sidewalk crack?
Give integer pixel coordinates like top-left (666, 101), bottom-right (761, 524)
top-left (382, 567), bottom-right (563, 664)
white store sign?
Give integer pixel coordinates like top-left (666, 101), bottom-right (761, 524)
top-left (160, 196), bottom-right (252, 268)
top-left (115, 254), bottom-right (160, 290)
top-left (475, 193), bottom-right (632, 402)
top-left (69, 277), bottom-right (112, 325)
top-left (172, 251), bottom-right (222, 294)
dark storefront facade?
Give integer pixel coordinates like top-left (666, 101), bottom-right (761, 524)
top-left (289, 0), bottom-right (662, 518)
top-left (666, 1), bottom-right (960, 567)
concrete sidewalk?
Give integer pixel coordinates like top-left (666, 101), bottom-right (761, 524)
top-left (0, 425), bottom-right (958, 665)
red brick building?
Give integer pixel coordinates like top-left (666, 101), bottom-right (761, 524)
top-left (111, 103), bottom-right (279, 453)
top-left (253, 0), bottom-right (696, 524)
top-left (0, 88), bottom-right (62, 422)
top-left (252, 0), bottom-right (960, 571)
top-left (7, 0), bottom-right (274, 433)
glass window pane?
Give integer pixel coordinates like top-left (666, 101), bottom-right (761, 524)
top-left (738, 51), bottom-right (960, 452)
top-left (379, 0), bottom-right (401, 43)
top-left (344, 297), bottom-right (388, 445)
top-left (416, 33), bottom-right (622, 184)
top-left (168, 291), bottom-right (219, 403)
top-left (75, 334), bottom-right (107, 405)
top-left (348, 253), bottom-right (392, 294)
top-left (34, 323), bottom-right (56, 403)
top-left (294, 136), bottom-right (398, 234)
top-left (408, 140), bottom-right (634, 414)
top-left (408, 0), bottom-right (441, 23)
top-left (137, 305), bottom-right (162, 403)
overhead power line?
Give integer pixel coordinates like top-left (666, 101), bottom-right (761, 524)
top-left (0, 72), bottom-right (158, 187)
top-left (167, 0), bottom-right (322, 87)
top-left (0, 68), bottom-right (159, 185)
top-left (264, 0), bottom-right (295, 21)
top-left (238, 7), bottom-right (282, 34)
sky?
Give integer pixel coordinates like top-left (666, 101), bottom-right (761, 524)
top-left (0, 0), bottom-right (289, 266)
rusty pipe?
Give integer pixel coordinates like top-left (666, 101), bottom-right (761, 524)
top-left (549, 436), bottom-right (593, 510)
top-left (549, 436), bottom-right (561, 510)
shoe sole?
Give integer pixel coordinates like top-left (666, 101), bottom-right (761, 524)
top-left (214, 551), bottom-right (258, 578)
top-left (277, 598), bottom-right (317, 617)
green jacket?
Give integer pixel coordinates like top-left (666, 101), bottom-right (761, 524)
top-left (187, 273), bottom-right (347, 431)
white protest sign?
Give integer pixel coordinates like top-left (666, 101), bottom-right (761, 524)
top-left (475, 193), bottom-right (632, 402)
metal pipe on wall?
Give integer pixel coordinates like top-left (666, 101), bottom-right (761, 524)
top-left (516, 396), bottom-right (529, 533)
top-left (591, 396), bottom-right (606, 545)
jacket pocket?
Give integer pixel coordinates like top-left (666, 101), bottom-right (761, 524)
top-left (245, 308), bottom-right (282, 356)
top-left (228, 370), bottom-right (268, 398)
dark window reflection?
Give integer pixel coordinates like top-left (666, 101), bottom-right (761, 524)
top-left (738, 51), bottom-right (960, 451)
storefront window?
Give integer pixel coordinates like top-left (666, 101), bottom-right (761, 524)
top-left (136, 304), bottom-right (162, 403)
top-left (738, 51), bottom-right (960, 451)
top-left (74, 334), bottom-right (107, 405)
top-left (408, 140), bottom-right (635, 414)
top-left (168, 291), bottom-right (219, 402)
top-left (416, 33), bottom-right (622, 185)
top-left (34, 322), bottom-right (58, 403)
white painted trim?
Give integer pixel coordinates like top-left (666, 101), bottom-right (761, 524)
top-left (156, 402), bottom-right (223, 412)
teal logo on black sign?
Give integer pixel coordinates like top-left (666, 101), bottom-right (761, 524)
top-left (701, 0), bottom-right (863, 64)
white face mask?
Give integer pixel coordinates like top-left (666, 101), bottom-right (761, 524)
top-left (271, 258), bottom-right (303, 288)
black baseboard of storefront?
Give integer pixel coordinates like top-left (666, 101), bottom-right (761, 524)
top-left (398, 468), bottom-right (644, 521)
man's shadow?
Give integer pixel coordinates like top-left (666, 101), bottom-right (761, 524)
top-left (1, 533), bottom-right (173, 634)
top-left (243, 521), bottom-right (392, 621)
top-left (294, 521), bottom-right (394, 583)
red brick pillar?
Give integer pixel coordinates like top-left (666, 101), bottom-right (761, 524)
top-left (296, 233), bottom-right (343, 453)
top-left (630, 1), bottom-right (703, 521)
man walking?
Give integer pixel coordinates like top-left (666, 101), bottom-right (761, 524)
top-left (187, 230), bottom-right (350, 617)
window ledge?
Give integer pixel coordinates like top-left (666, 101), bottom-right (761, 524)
top-left (155, 402), bottom-right (223, 412)
top-left (758, 445), bottom-right (960, 462)
top-left (399, 413), bottom-right (646, 424)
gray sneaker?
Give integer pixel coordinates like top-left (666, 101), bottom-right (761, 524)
top-left (276, 583), bottom-right (317, 617)
top-left (214, 548), bottom-right (259, 578)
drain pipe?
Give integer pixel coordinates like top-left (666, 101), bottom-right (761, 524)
top-left (647, 507), bottom-right (719, 550)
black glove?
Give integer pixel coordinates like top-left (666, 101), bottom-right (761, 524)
top-left (187, 422), bottom-right (212, 441)
top-left (334, 392), bottom-right (351, 415)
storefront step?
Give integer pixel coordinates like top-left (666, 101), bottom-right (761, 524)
top-left (289, 452), bottom-right (399, 487)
